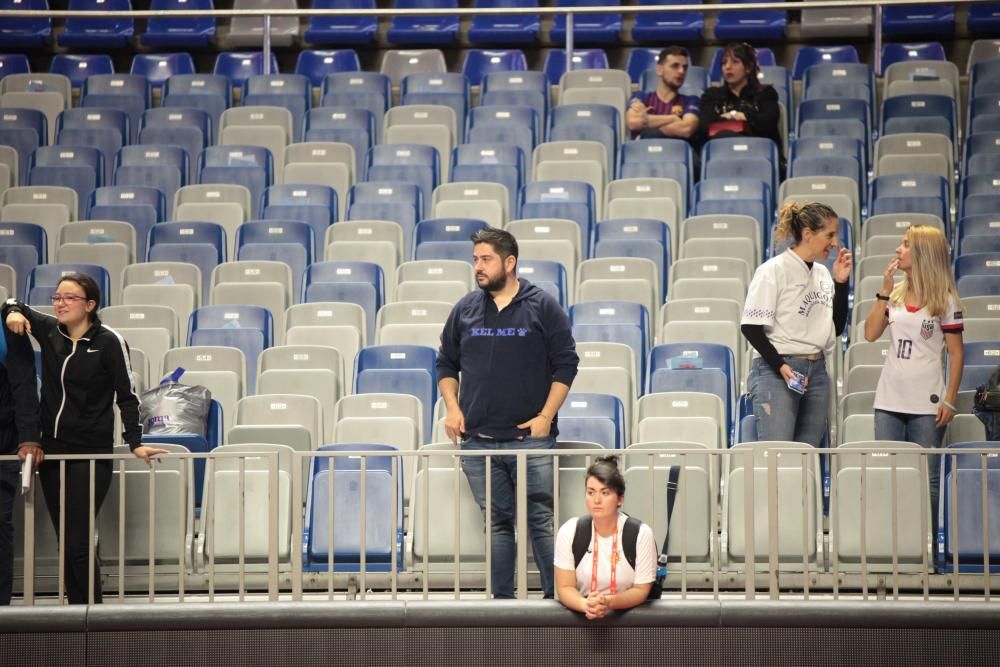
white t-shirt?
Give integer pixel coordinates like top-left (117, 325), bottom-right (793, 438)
top-left (553, 513), bottom-right (657, 596)
top-left (741, 249), bottom-right (837, 358)
top-left (874, 298), bottom-right (964, 414)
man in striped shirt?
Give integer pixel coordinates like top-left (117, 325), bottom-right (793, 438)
top-left (626, 46), bottom-right (700, 142)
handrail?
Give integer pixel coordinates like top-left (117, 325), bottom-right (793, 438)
top-left (0, 0), bottom-right (975, 18)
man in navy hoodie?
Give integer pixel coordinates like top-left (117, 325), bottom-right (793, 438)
top-left (437, 227), bottom-right (578, 599)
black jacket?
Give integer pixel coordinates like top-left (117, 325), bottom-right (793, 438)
top-left (697, 83), bottom-right (783, 158)
top-left (436, 279), bottom-right (579, 441)
top-left (2, 301), bottom-right (142, 453)
top-left (0, 327), bottom-right (41, 455)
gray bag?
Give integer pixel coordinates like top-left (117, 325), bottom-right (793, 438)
top-left (139, 368), bottom-right (212, 437)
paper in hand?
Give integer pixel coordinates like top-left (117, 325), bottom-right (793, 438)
top-left (20, 453), bottom-right (32, 495)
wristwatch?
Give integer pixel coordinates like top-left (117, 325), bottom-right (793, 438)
top-left (875, 292), bottom-right (890, 301)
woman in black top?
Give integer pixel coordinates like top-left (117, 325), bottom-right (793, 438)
top-left (4, 272), bottom-right (166, 604)
top-left (698, 43), bottom-right (783, 170)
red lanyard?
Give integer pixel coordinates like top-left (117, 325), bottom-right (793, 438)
top-left (589, 522), bottom-right (619, 595)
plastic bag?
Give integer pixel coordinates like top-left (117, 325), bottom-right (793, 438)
top-left (139, 367), bottom-right (212, 437)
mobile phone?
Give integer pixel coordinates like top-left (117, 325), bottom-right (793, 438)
top-left (786, 371), bottom-right (807, 394)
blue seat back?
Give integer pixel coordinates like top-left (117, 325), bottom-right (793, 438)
top-left (353, 345), bottom-right (437, 443)
top-left (294, 49), bottom-right (361, 88)
top-left (558, 392), bottom-right (625, 449)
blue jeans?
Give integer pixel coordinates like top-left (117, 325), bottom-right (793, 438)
top-left (874, 409), bottom-right (945, 533)
top-left (461, 435), bottom-right (555, 599)
top-left (748, 356), bottom-right (830, 447)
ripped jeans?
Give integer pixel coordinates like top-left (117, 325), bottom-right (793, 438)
top-left (748, 356), bottom-right (830, 447)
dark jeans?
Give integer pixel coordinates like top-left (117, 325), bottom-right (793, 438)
top-left (38, 458), bottom-right (112, 605)
top-left (0, 460), bottom-right (17, 606)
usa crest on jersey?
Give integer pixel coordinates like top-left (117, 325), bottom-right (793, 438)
top-left (920, 319), bottom-right (935, 339)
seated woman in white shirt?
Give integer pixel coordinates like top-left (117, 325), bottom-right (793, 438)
top-left (554, 456), bottom-right (657, 619)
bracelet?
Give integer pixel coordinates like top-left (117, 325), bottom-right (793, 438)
top-left (942, 399), bottom-right (958, 412)
top-left (875, 292), bottom-right (890, 301)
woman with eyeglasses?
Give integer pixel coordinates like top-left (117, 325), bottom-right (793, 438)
top-left (2, 272), bottom-right (167, 604)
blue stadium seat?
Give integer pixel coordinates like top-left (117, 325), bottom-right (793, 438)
top-left (87, 186), bottom-right (162, 261)
top-left (347, 182), bottom-right (421, 259)
top-left (304, 444), bottom-right (404, 572)
top-left (304, 107), bottom-right (373, 180)
top-left (242, 73), bottom-right (311, 142)
top-left (26, 263), bottom-right (110, 307)
top-left (736, 413), bottom-right (758, 444)
top-left (414, 217), bottom-right (489, 263)
top-left (647, 342), bottom-right (736, 437)
top-left (27, 146), bottom-right (102, 219)
top-left (549, 0), bottom-right (622, 44)
top-left (870, 173), bottom-right (949, 224)
top-left (0, 108), bottom-right (45, 185)
top-left (626, 48), bottom-right (663, 84)
top-left (303, 260), bottom-right (385, 336)
top-left (938, 442), bottom-right (1000, 573)
top-left (451, 143), bottom-right (526, 214)
top-left (294, 49), bottom-right (362, 87)
top-left (147, 221), bottom-right (225, 297)
top-left (138, 107), bottom-right (209, 183)
top-left (797, 98), bottom-right (872, 162)
top-left (882, 6), bottom-right (954, 38)
top-left (630, 0), bottom-right (703, 43)
top-left (558, 392), bottom-right (626, 449)
top-left (517, 258), bottom-right (568, 307)
top-left (968, 4), bottom-right (1000, 34)
top-left (789, 136), bottom-right (867, 196)
top-left (49, 54), bottom-right (114, 90)
top-left (713, 0), bottom-right (786, 41)
top-left (366, 144), bottom-right (439, 217)
top-left (958, 275), bottom-right (1000, 298)
top-left (964, 140), bottom-right (1000, 177)
top-left (56, 107), bottom-right (127, 186)
top-left (187, 304), bottom-right (273, 393)
top-left (570, 300), bottom-right (649, 387)
top-left (542, 49), bottom-right (609, 87)
top-left (881, 94), bottom-right (957, 148)
top-left (548, 103), bottom-right (620, 179)
top-left (520, 180), bottom-right (597, 254)
top-left (801, 63), bottom-right (876, 122)
top-left (709, 46), bottom-right (776, 82)
top-left (960, 174), bottom-right (1000, 220)
top-left (162, 74), bottom-right (231, 145)
top-left (213, 52), bottom-right (281, 92)
top-left (477, 92), bottom-right (546, 149)
top-left (303, 0), bottom-right (377, 46)
top-left (0, 54), bottom-right (30, 78)
top-left (702, 137), bottom-right (779, 203)
top-left (959, 234), bottom-right (1000, 257)
top-left (955, 253), bottom-right (1000, 282)
top-left (468, 0), bottom-right (540, 45)
top-left (142, 399), bottom-right (222, 509)
top-left (694, 177), bottom-right (772, 228)
top-left (462, 49), bottom-right (528, 87)
top-left (115, 144), bottom-right (187, 220)
top-left (881, 42), bottom-right (947, 68)
top-left (791, 45), bottom-right (859, 81)
top-left (0, 222), bottom-right (46, 297)
top-left (130, 53), bottom-right (197, 91)
top-left (400, 72), bottom-right (469, 141)
top-left (141, 0), bottom-right (215, 48)
top-left (956, 214), bottom-right (1000, 248)
top-left (354, 344), bottom-right (437, 443)
top-left (619, 139), bottom-right (693, 207)
top-left (261, 184), bottom-right (338, 244)
top-left (963, 341), bottom-right (1000, 370)
top-left (593, 219), bottom-right (670, 300)
top-left (388, 0), bottom-right (459, 45)
top-left (58, 0), bottom-right (134, 48)
top-left (199, 144), bottom-right (273, 219)
top-left (320, 72), bottom-right (390, 144)
top-left (0, 0), bottom-right (50, 48)
top-left (236, 219), bottom-right (314, 296)
top-left (81, 74), bottom-right (150, 144)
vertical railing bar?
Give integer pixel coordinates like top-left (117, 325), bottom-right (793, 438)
top-left (711, 450), bottom-right (720, 600)
top-left (237, 454), bottom-right (246, 602)
top-left (515, 451), bottom-right (527, 600)
top-left (982, 453), bottom-right (991, 602)
top-left (422, 452), bottom-right (430, 599)
top-left (390, 454), bottom-right (398, 600)
top-left (920, 449), bottom-right (930, 601)
top-left (178, 453), bottom-right (187, 602)
top-left (328, 454), bottom-right (335, 600)
top-left (874, 4), bottom-right (884, 76)
top-left (148, 457), bottom-right (157, 602)
top-left (207, 455), bottom-right (215, 603)
top-left (117, 457), bottom-right (126, 602)
top-left (565, 12), bottom-right (574, 83)
top-left (453, 453), bottom-right (461, 599)
top-left (23, 465), bottom-right (35, 606)
top-left (291, 451), bottom-right (304, 602)
top-left (680, 452), bottom-right (689, 599)
top-left (743, 448), bottom-right (756, 599)
top-left (889, 453), bottom-right (900, 600)
top-left (359, 454), bottom-right (368, 601)
top-left (860, 452), bottom-right (869, 600)
top-left (267, 451), bottom-right (278, 602)
top-left (484, 454), bottom-right (492, 600)
top-left (830, 449), bottom-right (840, 600)
top-left (766, 450), bottom-right (778, 600)
top-left (58, 459), bottom-right (66, 604)
top-left (88, 459), bottom-right (96, 606)
top-left (262, 15), bottom-right (272, 76)
top-left (951, 453), bottom-right (960, 601)
top-left (801, 450), bottom-right (810, 600)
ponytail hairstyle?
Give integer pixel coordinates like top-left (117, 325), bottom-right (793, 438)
top-left (891, 224), bottom-right (963, 319)
top-left (586, 455), bottom-right (626, 497)
top-left (774, 201), bottom-right (838, 247)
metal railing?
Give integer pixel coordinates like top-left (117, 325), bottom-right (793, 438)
top-left (0, 0), bottom-right (988, 75)
top-left (5, 443), bottom-right (1000, 605)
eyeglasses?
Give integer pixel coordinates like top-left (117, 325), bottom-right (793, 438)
top-left (49, 294), bottom-right (88, 305)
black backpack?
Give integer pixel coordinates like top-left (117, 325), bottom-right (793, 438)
top-left (569, 467), bottom-right (680, 601)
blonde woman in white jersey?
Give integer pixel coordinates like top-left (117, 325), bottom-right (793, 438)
top-left (741, 201), bottom-right (853, 446)
top-left (864, 224), bottom-right (964, 518)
